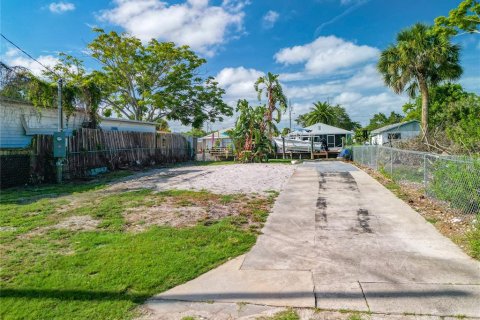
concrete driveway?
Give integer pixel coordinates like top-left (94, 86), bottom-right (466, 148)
top-left (145, 161), bottom-right (480, 319)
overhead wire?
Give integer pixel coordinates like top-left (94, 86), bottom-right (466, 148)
top-left (0, 33), bottom-right (61, 78)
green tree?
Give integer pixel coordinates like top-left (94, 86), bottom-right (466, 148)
top-left (229, 100), bottom-right (273, 162)
top-left (295, 101), bottom-right (360, 130)
top-left (444, 94), bottom-right (480, 153)
top-left (298, 101), bottom-right (335, 127)
top-left (402, 83), bottom-right (469, 126)
top-left (45, 54), bottom-right (102, 128)
top-left (0, 63), bottom-right (92, 119)
top-left (434, 0), bottom-right (480, 36)
top-left (183, 128), bottom-right (207, 138)
top-left (88, 29), bottom-right (231, 128)
top-left (365, 111), bottom-right (404, 131)
top-left (254, 72), bottom-right (287, 137)
top-left (377, 23), bottom-right (462, 138)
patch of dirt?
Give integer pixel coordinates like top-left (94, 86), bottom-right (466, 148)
top-left (53, 215), bottom-right (100, 231)
top-left (357, 164), bottom-right (477, 254)
top-left (20, 215), bottom-right (101, 239)
top-left (124, 195), bottom-right (273, 232)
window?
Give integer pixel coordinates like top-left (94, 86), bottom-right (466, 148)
top-left (302, 136), bottom-right (309, 141)
top-left (388, 133), bottom-right (401, 140)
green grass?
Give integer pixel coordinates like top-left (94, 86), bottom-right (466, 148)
top-left (258, 309), bottom-right (300, 320)
top-left (0, 174), bottom-right (263, 320)
top-left (467, 214), bottom-right (480, 260)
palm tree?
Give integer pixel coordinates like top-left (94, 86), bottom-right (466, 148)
top-left (303, 101), bottom-right (336, 126)
top-left (254, 72), bottom-right (287, 137)
top-left (377, 23), bottom-right (462, 138)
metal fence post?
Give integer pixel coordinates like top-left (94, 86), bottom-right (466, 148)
top-left (390, 147), bottom-right (393, 176)
top-left (423, 154), bottom-right (427, 191)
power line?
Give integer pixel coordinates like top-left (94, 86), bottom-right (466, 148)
top-left (0, 33), bottom-right (58, 76)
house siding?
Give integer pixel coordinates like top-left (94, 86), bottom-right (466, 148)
top-left (99, 119), bottom-right (156, 133)
top-left (371, 121), bottom-right (421, 145)
top-left (0, 100), bottom-right (86, 148)
top-left (0, 100), bottom-right (156, 148)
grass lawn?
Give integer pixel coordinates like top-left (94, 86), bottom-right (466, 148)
top-left (0, 172), bottom-right (273, 319)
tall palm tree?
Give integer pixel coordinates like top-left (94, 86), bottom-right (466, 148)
top-left (304, 101), bottom-right (336, 126)
top-left (377, 23), bottom-right (462, 138)
top-left (254, 72), bottom-right (287, 137)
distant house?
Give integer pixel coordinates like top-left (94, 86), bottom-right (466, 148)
top-left (196, 128), bottom-right (234, 161)
top-left (370, 120), bottom-right (421, 145)
top-left (0, 98), bottom-right (157, 149)
top-left (276, 122), bottom-right (353, 152)
top-left (196, 128), bottom-right (233, 151)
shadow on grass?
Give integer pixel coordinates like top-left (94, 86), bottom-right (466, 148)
top-left (0, 288), bottom-right (150, 303)
top-left (0, 170), bottom-right (134, 205)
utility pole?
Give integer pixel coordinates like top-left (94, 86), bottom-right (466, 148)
top-left (54, 78), bottom-right (66, 184)
top-left (289, 99), bottom-right (292, 131)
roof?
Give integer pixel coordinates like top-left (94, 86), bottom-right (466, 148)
top-left (199, 128), bottom-right (234, 140)
top-left (371, 120), bottom-right (420, 135)
top-left (292, 122), bottom-right (353, 135)
top-left (100, 117), bottom-right (157, 126)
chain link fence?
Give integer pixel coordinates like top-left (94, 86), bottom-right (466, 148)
top-left (352, 145), bottom-right (480, 215)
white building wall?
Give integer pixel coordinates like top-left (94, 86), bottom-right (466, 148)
top-left (0, 100), bottom-right (87, 148)
top-left (99, 119), bottom-right (156, 133)
top-left (1, 99), bottom-right (156, 149)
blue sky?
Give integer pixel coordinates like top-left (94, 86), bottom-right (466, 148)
top-left (1, 0), bottom-right (479, 131)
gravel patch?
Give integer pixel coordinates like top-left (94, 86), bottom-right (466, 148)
top-left (107, 164), bottom-right (295, 195)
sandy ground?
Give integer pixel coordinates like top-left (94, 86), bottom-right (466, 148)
top-left (107, 163), bottom-right (296, 195)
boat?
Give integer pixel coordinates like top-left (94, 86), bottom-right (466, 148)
top-left (273, 123), bottom-right (354, 153)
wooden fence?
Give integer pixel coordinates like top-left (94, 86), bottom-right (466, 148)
top-left (32, 128), bottom-right (191, 180)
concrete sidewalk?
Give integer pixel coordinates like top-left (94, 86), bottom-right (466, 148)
top-left (144, 161), bottom-right (480, 319)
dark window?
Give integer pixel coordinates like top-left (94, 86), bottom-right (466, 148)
top-left (388, 133), bottom-right (401, 140)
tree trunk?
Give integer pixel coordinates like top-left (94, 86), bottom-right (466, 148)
top-left (418, 78), bottom-right (429, 140)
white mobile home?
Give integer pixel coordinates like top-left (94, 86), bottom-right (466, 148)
top-left (370, 120), bottom-right (421, 145)
top-left (0, 98), bottom-right (157, 149)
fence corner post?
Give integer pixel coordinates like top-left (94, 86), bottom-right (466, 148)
top-left (423, 154), bottom-right (427, 191)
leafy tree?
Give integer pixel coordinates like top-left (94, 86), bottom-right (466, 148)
top-left (444, 94), bottom-right (480, 153)
top-left (155, 119), bottom-right (170, 132)
top-left (281, 127), bottom-right (291, 136)
top-left (434, 0), bottom-right (480, 36)
top-left (45, 54), bottom-right (102, 128)
top-left (297, 101), bottom-right (335, 127)
top-left (254, 72), bottom-right (287, 137)
top-left (402, 83), bottom-right (469, 126)
top-left (365, 111), bottom-right (404, 131)
top-left (183, 128), bottom-right (207, 138)
top-left (0, 63), bottom-right (90, 119)
top-left (377, 23), bottom-right (462, 138)
top-left (296, 101), bottom-right (360, 130)
top-left (88, 29), bottom-right (232, 128)
top-left (229, 100), bottom-right (273, 162)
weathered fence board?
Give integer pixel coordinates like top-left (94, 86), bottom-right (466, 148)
top-left (31, 128), bottom-right (190, 180)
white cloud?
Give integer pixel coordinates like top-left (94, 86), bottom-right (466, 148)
top-left (262, 10), bottom-right (279, 29)
top-left (345, 64), bottom-right (384, 89)
top-left (2, 48), bottom-right (59, 77)
top-left (98, 0), bottom-right (246, 56)
top-left (333, 91), bottom-right (362, 105)
top-left (215, 67), bottom-right (264, 102)
top-left (284, 82), bottom-right (342, 100)
top-left (275, 35), bottom-right (379, 77)
top-left (49, 2), bottom-right (75, 13)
